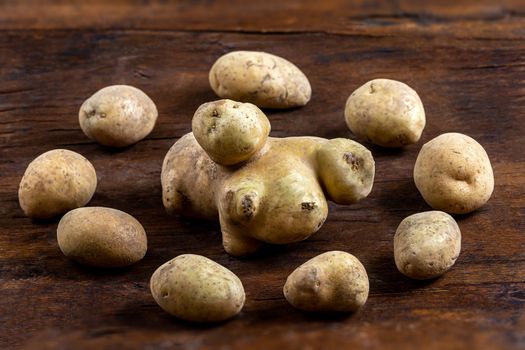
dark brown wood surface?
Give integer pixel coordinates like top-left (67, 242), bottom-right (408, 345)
top-left (1, 1), bottom-right (524, 349)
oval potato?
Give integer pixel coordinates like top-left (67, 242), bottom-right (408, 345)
top-left (394, 211), bottom-right (461, 280)
top-left (283, 251), bottom-right (369, 312)
top-left (18, 149), bottom-right (97, 219)
top-left (345, 79), bottom-right (425, 147)
top-left (414, 133), bottom-right (494, 214)
top-left (209, 51), bottom-right (311, 109)
top-left (150, 254), bottom-right (245, 322)
top-left (57, 207), bottom-right (147, 268)
top-left (79, 85), bottom-right (158, 147)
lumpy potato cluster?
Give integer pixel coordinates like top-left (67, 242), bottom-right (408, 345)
top-left (18, 50), bottom-right (493, 322)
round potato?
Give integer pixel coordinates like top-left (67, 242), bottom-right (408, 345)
top-left (394, 211), bottom-right (461, 280)
top-left (79, 85), bottom-right (158, 147)
top-left (150, 254), bottom-right (245, 322)
top-left (344, 79), bottom-right (425, 147)
top-left (192, 99), bottom-right (270, 165)
top-left (209, 51), bottom-right (311, 109)
top-left (283, 251), bottom-right (369, 312)
top-left (18, 149), bottom-right (97, 219)
top-left (57, 207), bottom-right (147, 268)
top-left (414, 133), bottom-right (494, 214)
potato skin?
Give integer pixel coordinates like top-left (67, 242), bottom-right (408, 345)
top-left (150, 254), bottom-right (245, 322)
top-left (316, 138), bottom-right (375, 204)
top-left (345, 79), bottom-right (425, 147)
top-left (161, 133), bottom-right (222, 220)
top-left (57, 207), bottom-right (147, 268)
top-left (283, 251), bottom-right (369, 312)
top-left (192, 99), bottom-right (270, 165)
top-left (209, 51), bottom-right (311, 109)
top-left (18, 149), bottom-right (97, 219)
top-left (79, 85), bottom-right (158, 147)
top-left (414, 133), bottom-right (494, 214)
top-left (218, 137), bottom-right (329, 250)
top-left (394, 211), bottom-right (461, 280)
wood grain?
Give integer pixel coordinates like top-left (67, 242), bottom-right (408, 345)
top-left (1, 1), bottom-right (524, 349)
top-left (2, 0), bottom-right (525, 39)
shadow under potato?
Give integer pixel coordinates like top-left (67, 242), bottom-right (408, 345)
top-left (242, 298), bottom-right (361, 325)
top-left (44, 257), bottom-right (147, 282)
top-left (367, 143), bottom-right (407, 158)
top-left (113, 300), bottom-right (236, 331)
top-left (367, 254), bottom-right (435, 295)
top-left (30, 216), bottom-right (61, 225)
top-left (295, 309), bottom-right (356, 322)
top-left (371, 177), bottom-right (427, 214)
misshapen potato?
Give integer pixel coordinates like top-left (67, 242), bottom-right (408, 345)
top-left (150, 254), bottom-right (245, 322)
top-left (414, 133), bottom-right (494, 214)
top-left (209, 51), bottom-right (311, 109)
top-left (162, 100), bottom-right (375, 256)
top-left (79, 85), bottom-right (158, 147)
top-left (57, 207), bottom-right (147, 268)
top-left (283, 251), bottom-right (369, 312)
top-left (345, 79), bottom-right (425, 147)
top-left (394, 211), bottom-right (461, 280)
top-left (18, 149), bottom-right (97, 219)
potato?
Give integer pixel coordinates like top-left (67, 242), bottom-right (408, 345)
top-left (344, 79), bottom-right (425, 147)
top-left (57, 207), bottom-right (147, 268)
top-left (163, 100), bottom-right (375, 256)
top-left (192, 99), bottom-right (270, 165)
top-left (394, 211), bottom-right (461, 280)
top-left (209, 51), bottom-right (311, 109)
top-left (150, 254), bottom-right (245, 322)
top-left (283, 251), bottom-right (369, 312)
top-left (18, 149), bottom-right (97, 219)
top-left (79, 85), bottom-right (158, 147)
top-left (414, 133), bottom-right (494, 214)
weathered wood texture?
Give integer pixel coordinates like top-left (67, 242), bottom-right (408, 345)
top-left (1, 1), bottom-right (524, 349)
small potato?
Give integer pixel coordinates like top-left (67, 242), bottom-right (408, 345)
top-left (150, 254), bottom-right (245, 322)
top-left (345, 79), bottom-right (425, 147)
top-left (283, 251), bottom-right (369, 312)
top-left (18, 149), bottom-right (97, 219)
top-left (57, 207), bottom-right (147, 268)
top-left (192, 99), bottom-right (270, 165)
top-left (209, 51), bottom-right (311, 109)
top-left (394, 211), bottom-right (461, 280)
top-left (79, 85), bottom-right (158, 147)
top-left (414, 133), bottom-right (494, 214)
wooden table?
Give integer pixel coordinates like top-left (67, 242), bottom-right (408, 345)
top-left (1, 1), bottom-right (524, 349)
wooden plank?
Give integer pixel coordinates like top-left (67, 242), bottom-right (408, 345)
top-left (1, 0), bottom-right (525, 39)
top-left (1, 7), bottom-right (524, 350)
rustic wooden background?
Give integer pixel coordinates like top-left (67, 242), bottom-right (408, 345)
top-left (1, 1), bottom-right (524, 349)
